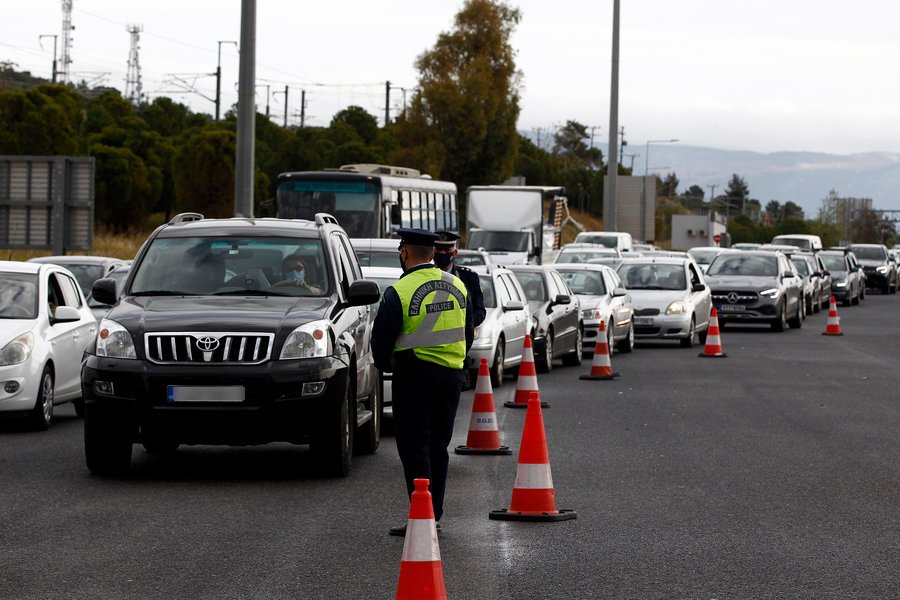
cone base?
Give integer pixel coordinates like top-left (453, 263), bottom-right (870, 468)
top-left (504, 401), bottom-right (550, 409)
top-left (698, 352), bottom-right (728, 358)
top-left (489, 508), bottom-right (577, 522)
top-left (579, 372), bottom-right (620, 380)
top-left (821, 331), bottom-right (843, 336)
top-left (454, 445), bottom-right (512, 455)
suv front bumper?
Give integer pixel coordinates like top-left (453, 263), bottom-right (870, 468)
top-left (82, 353), bottom-right (349, 445)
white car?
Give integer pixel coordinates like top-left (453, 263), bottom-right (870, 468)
top-left (617, 257), bottom-right (712, 348)
top-left (553, 263), bottom-right (635, 355)
top-left (0, 261), bottom-right (97, 428)
top-left (687, 246), bottom-right (729, 274)
top-left (361, 266), bottom-right (403, 417)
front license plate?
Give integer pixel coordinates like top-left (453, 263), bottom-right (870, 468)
top-left (633, 317), bottom-right (654, 326)
top-left (718, 304), bottom-right (746, 312)
top-left (167, 385), bottom-right (245, 402)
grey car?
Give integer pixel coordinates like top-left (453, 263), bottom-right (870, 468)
top-left (850, 243), bottom-right (898, 295)
top-left (554, 263), bottom-right (634, 355)
top-left (27, 255), bottom-right (129, 298)
top-left (819, 250), bottom-right (863, 306)
top-left (705, 250), bottom-right (803, 331)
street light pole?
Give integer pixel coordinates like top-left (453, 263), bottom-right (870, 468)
top-left (216, 40), bottom-right (238, 122)
top-left (39, 35), bottom-right (58, 83)
top-left (604, 0), bottom-right (620, 231)
top-left (641, 138), bottom-right (679, 242)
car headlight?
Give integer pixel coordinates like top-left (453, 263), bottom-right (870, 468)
top-left (582, 308), bottom-right (602, 320)
top-left (759, 288), bottom-right (781, 298)
top-left (834, 280), bottom-right (847, 288)
top-left (474, 321), bottom-right (494, 341)
top-left (665, 301), bottom-right (686, 315)
top-left (280, 319), bottom-right (333, 359)
top-left (0, 332), bottom-right (34, 366)
top-left (876, 266), bottom-right (888, 274)
top-left (96, 319), bottom-right (137, 359)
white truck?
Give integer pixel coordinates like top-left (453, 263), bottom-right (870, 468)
top-left (465, 186), bottom-right (565, 265)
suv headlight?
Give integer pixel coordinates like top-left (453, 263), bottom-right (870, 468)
top-left (0, 332), bottom-right (34, 366)
top-left (280, 320), bottom-right (333, 359)
top-left (665, 301), bottom-right (686, 315)
top-left (96, 319), bottom-right (137, 359)
top-left (759, 288), bottom-right (781, 298)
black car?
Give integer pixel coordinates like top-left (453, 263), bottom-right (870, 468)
top-left (819, 250), bottom-right (864, 306)
top-left (849, 244), bottom-right (898, 295)
top-left (82, 213), bottom-right (382, 476)
top-left (508, 265), bottom-right (582, 373)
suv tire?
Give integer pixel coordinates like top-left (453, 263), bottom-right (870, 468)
top-left (85, 406), bottom-right (134, 476)
top-left (788, 299), bottom-right (803, 328)
top-left (771, 302), bottom-right (787, 332)
top-left (312, 374), bottom-right (354, 477)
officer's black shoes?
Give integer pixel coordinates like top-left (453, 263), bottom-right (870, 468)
top-left (388, 522), bottom-right (441, 537)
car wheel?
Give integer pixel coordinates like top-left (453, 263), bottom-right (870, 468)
top-left (27, 366), bottom-right (54, 431)
top-left (536, 331), bottom-right (553, 374)
top-left (805, 293), bottom-right (813, 316)
top-left (679, 317), bottom-right (696, 348)
top-left (852, 286), bottom-right (860, 305)
top-left (562, 327), bottom-right (583, 366)
top-left (607, 322), bottom-right (615, 356)
top-left (73, 398), bottom-right (85, 418)
top-left (771, 302), bottom-right (787, 331)
top-left (311, 372), bottom-right (353, 476)
top-left (860, 285), bottom-right (866, 300)
top-left (490, 339), bottom-right (505, 387)
top-left (84, 405), bottom-right (134, 476)
top-left (789, 298), bottom-right (803, 329)
top-left (616, 322), bottom-right (635, 354)
top-left (355, 374), bottom-right (381, 455)
top-left (882, 281), bottom-right (891, 295)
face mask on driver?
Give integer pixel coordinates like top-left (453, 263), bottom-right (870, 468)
top-left (433, 252), bottom-right (454, 269)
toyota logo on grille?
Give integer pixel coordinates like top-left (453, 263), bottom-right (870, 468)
top-left (726, 292), bottom-right (739, 304)
top-left (195, 336), bottom-right (220, 351)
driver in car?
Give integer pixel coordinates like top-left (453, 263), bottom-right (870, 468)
top-left (274, 255), bottom-right (321, 293)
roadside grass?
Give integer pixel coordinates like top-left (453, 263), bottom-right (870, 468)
top-left (1, 228), bottom-right (152, 262)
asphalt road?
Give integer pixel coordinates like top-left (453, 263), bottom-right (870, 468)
top-left (1, 294), bottom-right (898, 599)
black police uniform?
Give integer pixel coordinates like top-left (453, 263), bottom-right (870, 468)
top-left (371, 229), bottom-right (474, 531)
top-left (434, 230), bottom-right (486, 327)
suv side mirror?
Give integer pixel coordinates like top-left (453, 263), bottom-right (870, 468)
top-left (347, 279), bottom-right (382, 306)
top-left (51, 305), bottom-right (82, 323)
top-left (503, 299), bottom-right (525, 312)
top-left (91, 278), bottom-right (117, 306)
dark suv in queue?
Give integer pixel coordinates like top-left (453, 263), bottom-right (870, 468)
top-left (819, 250), bottom-right (864, 306)
top-left (849, 243), bottom-right (898, 295)
top-left (82, 213), bottom-right (382, 476)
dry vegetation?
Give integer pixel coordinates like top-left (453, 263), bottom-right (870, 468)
top-left (2, 228), bottom-right (153, 262)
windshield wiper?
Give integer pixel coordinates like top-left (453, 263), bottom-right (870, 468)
top-left (213, 289), bottom-right (291, 296)
top-left (131, 290), bottom-right (192, 296)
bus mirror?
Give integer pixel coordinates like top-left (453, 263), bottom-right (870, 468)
top-left (390, 203), bottom-right (401, 225)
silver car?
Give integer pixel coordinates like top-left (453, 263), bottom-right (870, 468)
top-left (553, 244), bottom-right (621, 265)
top-left (361, 266), bottom-right (404, 417)
top-left (617, 257), bottom-right (712, 347)
top-left (467, 265), bottom-right (531, 387)
top-left (554, 263), bottom-right (634, 355)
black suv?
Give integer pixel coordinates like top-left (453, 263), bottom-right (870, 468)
top-left (849, 243), bottom-right (898, 295)
top-left (82, 213), bottom-right (382, 476)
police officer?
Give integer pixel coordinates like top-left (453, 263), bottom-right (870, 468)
top-left (371, 228), bottom-right (474, 537)
top-left (433, 230), bottom-right (486, 328)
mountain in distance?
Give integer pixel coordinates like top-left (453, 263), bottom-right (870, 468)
top-left (522, 130), bottom-right (900, 217)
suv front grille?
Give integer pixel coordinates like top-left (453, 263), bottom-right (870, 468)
top-left (711, 290), bottom-right (759, 305)
top-left (145, 332), bottom-right (275, 365)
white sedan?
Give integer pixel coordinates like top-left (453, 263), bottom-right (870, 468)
top-left (0, 261), bottom-right (97, 429)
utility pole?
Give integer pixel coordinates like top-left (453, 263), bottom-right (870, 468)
top-left (619, 126), bottom-right (626, 165)
top-left (624, 152), bottom-right (639, 171)
top-left (605, 0), bottom-right (621, 230)
top-left (272, 85), bottom-right (288, 127)
top-left (707, 184), bottom-right (718, 202)
top-left (60, 0), bottom-right (74, 84)
top-left (233, 0), bottom-right (256, 218)
top-left (300, 89), bottom-right (306, 127)
top-left (587, 126), bottom-right (600, 170)
top-left (215, 40), bottom-right (237, 121)
top-left (39, 35), bottom-right (58, 83)
top-left (124, 24), bottom-right (143, 105)
top-left (384, 80), bottom-right (391, 126)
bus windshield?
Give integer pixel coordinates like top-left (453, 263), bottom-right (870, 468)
top-left (277, 179), bottom-right (379, 238)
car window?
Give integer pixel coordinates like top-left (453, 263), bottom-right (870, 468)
top-left (47, 273), bottom-right (66, 317)
top-left (479, 275), bottom-right (496, 309)
top-left (688, 264), bottom-right (702, 286)
top-left (515, 271), bottom-right (546, 302)
top-left (499, 273), bottom-right (523, 302)
top-left (705, 254), bottom-right (778, 277)
top-left (455, 253), bottom-right (485, 267)
top-left (495, 273), bottom-right (512, 306)
top-left (58, 273), bottom-right (83, 307)
top-left (337, 234), bottom-right (362, 280)
top-left (0, 272), bottom-right (39, 319)
top-left (558, 270), bottom-right (607, 296)
top-left (63, 264), bottom-right (106, 297)
top-left (851, 246), bottom-right (886, 261)
top-left (619, 263), bottom-right (688, 290)
top-left (791, 258), bottom-right (810, 276)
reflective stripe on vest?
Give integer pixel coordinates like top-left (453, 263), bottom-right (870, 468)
top-left (396, 270), bottom-right (466, 348)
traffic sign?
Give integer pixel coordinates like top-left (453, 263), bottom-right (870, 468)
top-left (713, 233), bottom-right (723, 244)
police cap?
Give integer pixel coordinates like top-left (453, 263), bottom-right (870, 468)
top-left (397, 228), bottom-right (439, 247)
top-left (434, 230), bottom-right (461, 248)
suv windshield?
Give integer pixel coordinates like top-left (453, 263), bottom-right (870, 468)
top-left (276, 179), bottom-right (379, 238)
top-left (707, 254), bottom-right (777, 277)
top-left (130, 236), bottom-right (331, 297)
top-left (0, 273), bottom-right (38, 319)
top-left (467, 231), bottom-right (530, 252)
top-left (850, 246), bottom-right (886, 261)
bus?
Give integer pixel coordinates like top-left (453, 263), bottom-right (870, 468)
top-left (275, 164), bottom-right (458, 239)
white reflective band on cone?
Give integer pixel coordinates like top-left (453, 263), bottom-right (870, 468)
top-left (400, 519), bottom-right (441, 562)
top-left (468, 412), bottom-right (498, 431)
top-left (475, 374), bottom-right (492, 395)
top-left (707, 334), bottom-right (720, 344)
top-left (517, 375), bottom-right (538, 390)
top-left (513, 463), bottom-right (554, 489)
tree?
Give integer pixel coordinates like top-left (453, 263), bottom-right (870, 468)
top-left (91, 144), bottom-right (151, 231)
top-left (392, 0), bottom-right (522, 197)
top-left (724, 173), bottom-right (749, 216)
top-left (782, 201), bottom-right (804, 221)
top-left (659, 172), bottom-right (679, 198)
top-left (172, 128), bottom-right (236, 218)
top-left (553, 120), bottom-right (590, 167)
top-left (765, 200), bottom-right (782, 224)
top-left (331, 106), bottom-right (379, 146)
top-left (0, 86), bottom-right (82, 155)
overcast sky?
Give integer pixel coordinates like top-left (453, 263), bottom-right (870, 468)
top-left (4, 1), bottom-right (900, 156)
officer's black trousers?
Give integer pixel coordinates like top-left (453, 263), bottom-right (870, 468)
top-left (391, 359), bottom-right (463, 522)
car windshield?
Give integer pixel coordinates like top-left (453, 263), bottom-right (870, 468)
top-left (467, 230), bottom-right (530, 253)
top-left (354, 249), bottom-right (399, 268)
top-left (556, 249), bottom-right (617, 264)
top-left (514, 271), bottom-right (546, 301)
top-left (791, 258), bottom-right (810, 276)
top-left (130, 236), bottom-right (330, 297)
top-left (706, 254), bottom-right (778, 277)
top-left (557, 270), bottom-right (607, 296)
top-left (689, 250), bottom-right (721, 265)
top-left (479, 275), bottom-right (497, 308)
top-left (851, 247), bottom-right (886, 261)
top-left (820, 255), bottom-right (847, 272)
top-left (276, 179), bottom-right (379, 238)
top-left (0, 273), bottom-right (39, 319)
top-left (62, 264), bottom-right (106, 297)
top-left (576, 234), bottom-right (620, 248)
top-left (618, 264), bottom-right (687, 290)
top-left (455, 253), bottom-right (486, 267)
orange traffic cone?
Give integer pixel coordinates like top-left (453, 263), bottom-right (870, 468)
top-left (699, 307), bottom-right (728, 357)
top-left (505, 334), bottom-right (549, 409)
top-left (396, 479), bottom-right (447, 600)
top-left (579, 321), bottom-right (620, 380)
top-left (822, 295), bottom-right (843, 336)
top-left (489, 397), bottom-right (576, 522)
top-left (456, 358), bottom-right (512, 455)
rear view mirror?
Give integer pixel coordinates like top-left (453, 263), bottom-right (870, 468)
top-left (692, 282), bottom-right (706, 292)
top-left (347, 279), bottom-right (382, 306)
top-left (552, 294), bottom-right (571, 306)
top-left (52, 305), bottom-right (82, 323)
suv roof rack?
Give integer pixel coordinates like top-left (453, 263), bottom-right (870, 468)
top-left (314, 213), bottom-right (339, 227)
top-left (169, 212), bottom-right (205, 225)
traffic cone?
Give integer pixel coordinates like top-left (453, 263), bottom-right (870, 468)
top-left (489, 397), bottom-right (577, 522)
top-left (822, 295), bottom-right (843, 336)
top-left (699, 307), bottom-right (728, 357)
top-left (579, 321), bottom-right (620, 380)
top-left (396, 479), bottom-right (447, 600)
top-left (505, 334), bottom-right (549, 409)
top-left (456, 358), bottom-right (512, 455)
